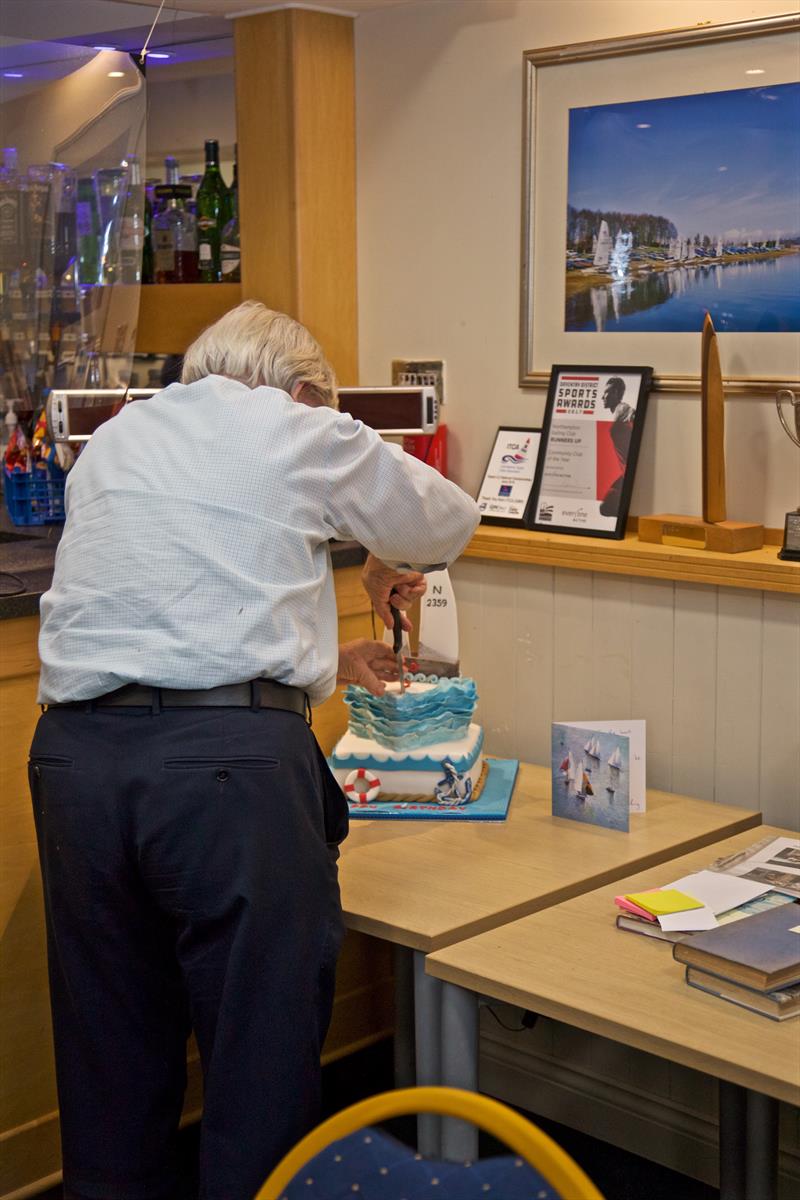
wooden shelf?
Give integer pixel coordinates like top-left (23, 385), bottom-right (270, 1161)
top-left (464, 525), bottom-right (800, 595)
top-left (135, 283), bottom-right (242, 354)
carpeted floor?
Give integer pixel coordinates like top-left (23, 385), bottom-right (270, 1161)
top-left (38, 1039), bottom-right (719, 1200)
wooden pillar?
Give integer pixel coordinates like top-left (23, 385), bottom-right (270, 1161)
top-left (233, 7), bottom-right (358, 385)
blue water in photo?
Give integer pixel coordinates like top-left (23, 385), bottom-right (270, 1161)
top-left (565, 254), bottom-right (800, 333)
top-left (551, 724), bottom-right (629, 832)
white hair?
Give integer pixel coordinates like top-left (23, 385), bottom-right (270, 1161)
top-left (181, 301), bottom-right (338, 408)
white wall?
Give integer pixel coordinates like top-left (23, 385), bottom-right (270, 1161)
top-left (355, 0), bottom-right (800, 527)
top-left (146, 61), bottom-right (236, 183)
top-left (356, 8), bottom-right (800, 1180)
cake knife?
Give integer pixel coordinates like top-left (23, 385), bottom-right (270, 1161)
top-left (390, 588), bottom-right (405, 691)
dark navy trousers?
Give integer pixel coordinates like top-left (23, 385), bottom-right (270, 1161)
top-left (29, 703), bottom-right (348, 1200)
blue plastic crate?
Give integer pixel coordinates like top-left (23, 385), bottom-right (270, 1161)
top-left (3, 463), bottom-right (66, 526)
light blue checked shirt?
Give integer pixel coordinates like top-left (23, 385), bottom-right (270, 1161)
top-left (38, 376), bottom-right (480, 705)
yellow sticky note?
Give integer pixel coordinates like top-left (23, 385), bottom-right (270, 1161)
top-left (624, 889), bottom-right (704, 917)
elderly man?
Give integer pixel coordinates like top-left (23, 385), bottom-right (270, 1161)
top-left (31, 302), bottom-right (479, 1200)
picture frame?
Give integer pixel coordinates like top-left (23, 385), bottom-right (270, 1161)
top-left (520, 14), bottom-right (800, 395)
top-left (476, 426), bottom-right (542, 526)
top-left (530, 365), bottom-right (652, 539)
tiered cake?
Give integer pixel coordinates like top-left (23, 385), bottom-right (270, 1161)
top-left (330, 675), bottom-right (484, 805)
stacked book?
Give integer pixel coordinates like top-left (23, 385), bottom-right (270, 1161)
top-left (673, 903), bottom-right (800, 1022)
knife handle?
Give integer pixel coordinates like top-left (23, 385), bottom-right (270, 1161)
top-left (389, 588), bottom-right (404, 654)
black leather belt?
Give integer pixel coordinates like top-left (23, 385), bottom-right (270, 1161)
top-left (49, 680), bottom-right (308, 716)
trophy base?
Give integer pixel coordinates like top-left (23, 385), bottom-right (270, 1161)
top-left (638, 514), bottom-right (765, 554)
top-left (778, 511), bottom-right (800, 561)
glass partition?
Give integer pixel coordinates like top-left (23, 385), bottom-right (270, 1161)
top-left (0, 45), bottom-right (145, 516)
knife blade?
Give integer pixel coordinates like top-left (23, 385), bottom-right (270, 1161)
top-left (390, 588), bottom-right (405, 691)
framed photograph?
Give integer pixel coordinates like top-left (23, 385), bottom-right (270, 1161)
top-left (476, 426), bottom-right (541, 526)
top-left (520, 15), bottom-right (800, 394)
top-left (530, 366), bottom-right (652, 538)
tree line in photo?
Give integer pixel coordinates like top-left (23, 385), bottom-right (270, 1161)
top-left (567, 205), bottom-right (678, 252)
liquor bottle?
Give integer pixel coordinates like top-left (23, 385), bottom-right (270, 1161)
top-left (220, 163), bottom-right (240, 283)
top-left (152, 157), bottom-right (180, 220)
top-left (120, 155), bottom-right (144, 284)
top-left (142, 183), bottom-right (154, 284)
top-left (48, 167), bottom-right (79, 369)
top-left (180, 174), bottom-right (202, 217)
top-left (0, 148), bottom-right (21, 274)
top-left (153, 184), bottom-right (198, 283)
top-left (96, 167), bottom-right (126, 284)
top-left (24, 165), bottom-right (51, 278)
top-left (223, 147), bottom-right (237, 228)
top-left (196, 139), bottom-right (227, 283)
top-left (76, 176), bottom-right (101, 286)
top-left (50, 164), bottom-right (77, 284)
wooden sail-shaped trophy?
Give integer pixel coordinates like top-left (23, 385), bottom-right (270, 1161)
top-left (639, 314), bottom-right (764, 553)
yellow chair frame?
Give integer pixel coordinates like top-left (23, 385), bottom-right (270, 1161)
top-left (255, 1085), bottom-right (605, 1200)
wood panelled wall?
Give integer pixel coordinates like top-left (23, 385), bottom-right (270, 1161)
top-left (452, 559), bottom-right (800, 829)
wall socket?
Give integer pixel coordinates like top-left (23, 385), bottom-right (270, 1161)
top-left (391, 359), bottom-right (445, 409)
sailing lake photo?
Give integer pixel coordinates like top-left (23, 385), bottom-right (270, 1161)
top-left (565, 82), bottom-right (800, 334)
top-left (551, 724), bottom-right (629, 832)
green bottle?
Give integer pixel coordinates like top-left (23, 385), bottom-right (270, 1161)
top-left (196, 139), bottom-right (227, 283)
top-left (76, 176), bottom-right (101, 285)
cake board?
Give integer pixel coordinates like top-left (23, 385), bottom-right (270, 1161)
top-left (342, 757), bottom-right (519, 821)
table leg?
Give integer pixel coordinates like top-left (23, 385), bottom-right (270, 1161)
top-left (414, 950), bottom-right (442, 1157)
top-left (393, 945), bottom-right (415, 1089)
top-left (719, 1081), bottom-right (780, 1200)
top-left (719, 1080), bottom-right (747, 1200)
top-left (440, 981), bottom-right (479, 1163)
top-left (745, 1090), bottom-right (779, 1200)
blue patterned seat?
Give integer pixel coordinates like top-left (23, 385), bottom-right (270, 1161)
top-left (280, 1126), bottom-right (562, 1200)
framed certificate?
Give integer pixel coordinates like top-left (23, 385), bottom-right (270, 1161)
top-left (477, 427), bottom-right (542, 526)
top-left (530, 366), bottom-right (652, 538)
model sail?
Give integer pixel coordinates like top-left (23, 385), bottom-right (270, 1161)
top-left (570, 756), bottom-right (585, 795)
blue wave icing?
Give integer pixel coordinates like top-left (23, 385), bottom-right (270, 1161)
top-left (344, 675), bottom-right (478, 750)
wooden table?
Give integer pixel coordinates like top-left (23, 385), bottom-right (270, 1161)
top-left (338, 761), bottom-right (760, 1153)
top-left (426, 826), bottom-right (799, 1197)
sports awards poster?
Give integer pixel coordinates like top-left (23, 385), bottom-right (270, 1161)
top-left (532, 367), bottom-right (651, 536)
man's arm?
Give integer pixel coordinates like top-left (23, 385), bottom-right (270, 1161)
top-left (324, 417), bottom-right (480, 574)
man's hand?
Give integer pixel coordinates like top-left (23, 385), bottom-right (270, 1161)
top-left (361, 554), bottom-right (427, 633)
top-left (337, 639), bottom-right (402, 697)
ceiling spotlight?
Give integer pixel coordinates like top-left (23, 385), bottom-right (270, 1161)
top-left (636, 123), bottom-right (651, 129)
top-left (3, 72), bottom-right (23, 78)
top-left (94, 46), bottom-right (117, 52)
top-left (746, 68), bottom-right (766, 75)
top-left (147, 52), bottom-right (171, 60)
top-left (108, 71), bottom-right (125, 78)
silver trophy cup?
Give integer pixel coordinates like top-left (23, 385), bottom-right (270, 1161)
top-left (776, 389), bottom-right (800, 561)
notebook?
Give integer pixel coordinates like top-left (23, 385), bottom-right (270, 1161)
top-left (673, 900), bottom-right (800, 991)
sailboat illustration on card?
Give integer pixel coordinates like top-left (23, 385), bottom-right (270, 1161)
top-left (552, 720), bottom-right (647, 832)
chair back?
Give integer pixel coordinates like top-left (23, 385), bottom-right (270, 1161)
top-left (255, 1085), bottom-right (604, 1200)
